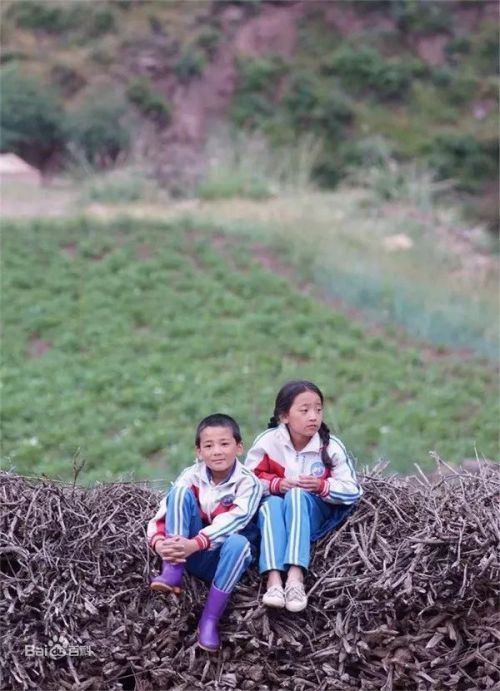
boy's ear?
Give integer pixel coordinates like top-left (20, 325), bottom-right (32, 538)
top-left (236, 441), bottom-right (244, 455)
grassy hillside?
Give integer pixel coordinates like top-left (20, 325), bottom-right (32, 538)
top-left (2, 216), bottom-right (497, 484)
top-left (0, 0), bottom-right (498, 227)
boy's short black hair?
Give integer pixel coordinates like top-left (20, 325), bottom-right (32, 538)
top-left (195, 413), bottom-right (242, 446)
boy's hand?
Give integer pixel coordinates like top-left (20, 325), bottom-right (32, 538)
top-left (154, 537), bottom-right (170, 558)
top-left (279, 478), bottom-right (298, 493)
top-left (297, 475), bottom-right (322, 492)
top-left (157, 536), bottom-right (199, 563)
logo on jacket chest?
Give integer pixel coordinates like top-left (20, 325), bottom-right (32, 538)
top-left (310, 461), bottom-right (326, 477)
top-left (219, 493), bottom-right (236, 506)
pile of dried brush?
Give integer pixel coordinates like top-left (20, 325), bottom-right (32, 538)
top-left (1, 463), bottom-right (499, 691)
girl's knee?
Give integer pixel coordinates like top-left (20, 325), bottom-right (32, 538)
top-left (259, 496), bottom-right (284, 516)
top-left (283, 487), bottom-right (307, 504)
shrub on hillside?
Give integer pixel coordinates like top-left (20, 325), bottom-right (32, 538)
top-left (285, 72), bottom-right (353, 137)
top-left (390, 0), bottom-right (451, 34)
top-left (232, 56), bottom-right (287, 129)
top-left (66, 89), bottom-right (130, 168)
top-left (430, 132), bottom-right (498, 191)
top-left (87, 8), bottom-right (116, 38)
top-left (6, 0), bottom-right (84, 33)
top-left (0, 64), bottom-right (65, 167)
top-left (50, 64), bottom-right (86, 98)
top-left (323, 45), bottom-right (417, 100)
top-left (196, 26), bottom-right (221, 58)
top-left (445, 36), bottom-right (471, 59)
top-left (174, 47), bottom-right (207, 82)
top-left (0, 50), bottom-right (30, 65)
top-left (471, 20), bottom-right (500, 75)
top-left (6, 1), bottom-right (116, 39)
top-left (126, 78), bottom-right (171, 126)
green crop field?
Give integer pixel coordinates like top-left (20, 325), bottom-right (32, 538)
top-left (2, 216), bottom-right (497, 484)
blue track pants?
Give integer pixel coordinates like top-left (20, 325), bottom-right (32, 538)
top-left (258, 488), bottom-right (346, 573)
top-left (165, 486), bottom-right (253, 593)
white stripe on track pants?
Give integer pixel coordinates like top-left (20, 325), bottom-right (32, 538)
top-left (166, 486), bottom-right (253, 593)
top-left (257, 488), bottom-right (334, 573)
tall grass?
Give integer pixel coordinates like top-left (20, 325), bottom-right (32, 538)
top-left (197, 129), bottom-right (322, 200)
top-left (181, 149), bottom-right (499, 361)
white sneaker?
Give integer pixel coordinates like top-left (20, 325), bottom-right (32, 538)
top-left (285, 582), bottom-right (308, 612)
top-left (262, 585), bottom-right (285, 608)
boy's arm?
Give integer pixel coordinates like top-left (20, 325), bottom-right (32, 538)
top-left (196, 472), bottom-right (263, 550)
top-left (147, 496), bottom-right (168, 550)
top-left (245, 443), bottom-right (285, 496)
top-left (147, 464), bottom-right (198, 550)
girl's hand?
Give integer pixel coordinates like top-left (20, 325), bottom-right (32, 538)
top-left (279, 478), bottom-right (298, 493)
top-left (297, 475), bottom-right (322, 492)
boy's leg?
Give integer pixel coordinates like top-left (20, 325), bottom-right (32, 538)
top-left (165, 486), bottom-right (203, 537)
top-left (195, 535), bottom-right (252, 652)
top-left (151, 486), bottom-right (202, 594)
top-left (186, 548), bottom-right (218, 583)
top-left (213, 534), bottom-right (253, 593)
top-left (257, 496), bottom-right (286, 574)
top-left (187, 534), bottom-right (252, 592)
top-left (283, 488), bottom-right (332, 570)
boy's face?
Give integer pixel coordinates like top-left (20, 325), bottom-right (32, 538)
top-left (280, 391), bottom-right (323, 439)
top-left (196, 425), bottom-right (243, 476)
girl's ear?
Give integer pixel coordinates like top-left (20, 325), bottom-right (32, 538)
top-left (279, 413), bottom-right (289, 424)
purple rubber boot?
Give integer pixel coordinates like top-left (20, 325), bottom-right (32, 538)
top-left (197, 585), bottom-right (231, 652)
top-left (150, 561), bottom-right (184, 594)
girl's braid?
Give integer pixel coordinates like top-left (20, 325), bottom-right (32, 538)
top-left (319, 422), bottom-right (333, 469)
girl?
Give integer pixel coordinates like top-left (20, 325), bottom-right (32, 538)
top-left (245, 380), bottom-right (362, 613)
top-left (147, 413), bottom-right (262, 652)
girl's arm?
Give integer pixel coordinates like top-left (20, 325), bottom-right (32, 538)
top-left (196, 471), bottom-right (263, 550)
top-left (244, 443), bottom-right (285, 496)
top-left (316, 440), bottom-right (362, 505)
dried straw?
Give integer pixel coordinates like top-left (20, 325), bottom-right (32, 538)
top-left (1, 463), bottom-right (498, 690)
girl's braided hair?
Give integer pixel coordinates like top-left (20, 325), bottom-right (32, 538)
top-left (267, 380), bottom-right (334, 469)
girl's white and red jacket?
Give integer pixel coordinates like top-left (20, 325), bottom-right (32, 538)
top-left (147, 459), bottom-right (262, 552)
top-left (244, 424), bottom-right (362, 505)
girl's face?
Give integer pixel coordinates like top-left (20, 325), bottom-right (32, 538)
top-left (280, 391), bottom-right (323, 442)
top-left (196, 425), bottom-right (243, 479)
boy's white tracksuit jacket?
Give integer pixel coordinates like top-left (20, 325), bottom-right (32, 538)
top-left (147, 459), bottom-right (262, 551)
top-left (244, 424), bottom-right (362, 505)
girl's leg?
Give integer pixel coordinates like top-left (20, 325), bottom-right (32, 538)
top-left (282, 489), bottom-right (332, 611)
top-left (258, 496), bottom-right (287, 607)
top-left (258, 496), bottom-right (286, 576)
top-left (283, 488), bottom-right (332, 573)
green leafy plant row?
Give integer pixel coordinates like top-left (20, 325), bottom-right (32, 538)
top-left (2, 217), bottom-right (497, 484)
